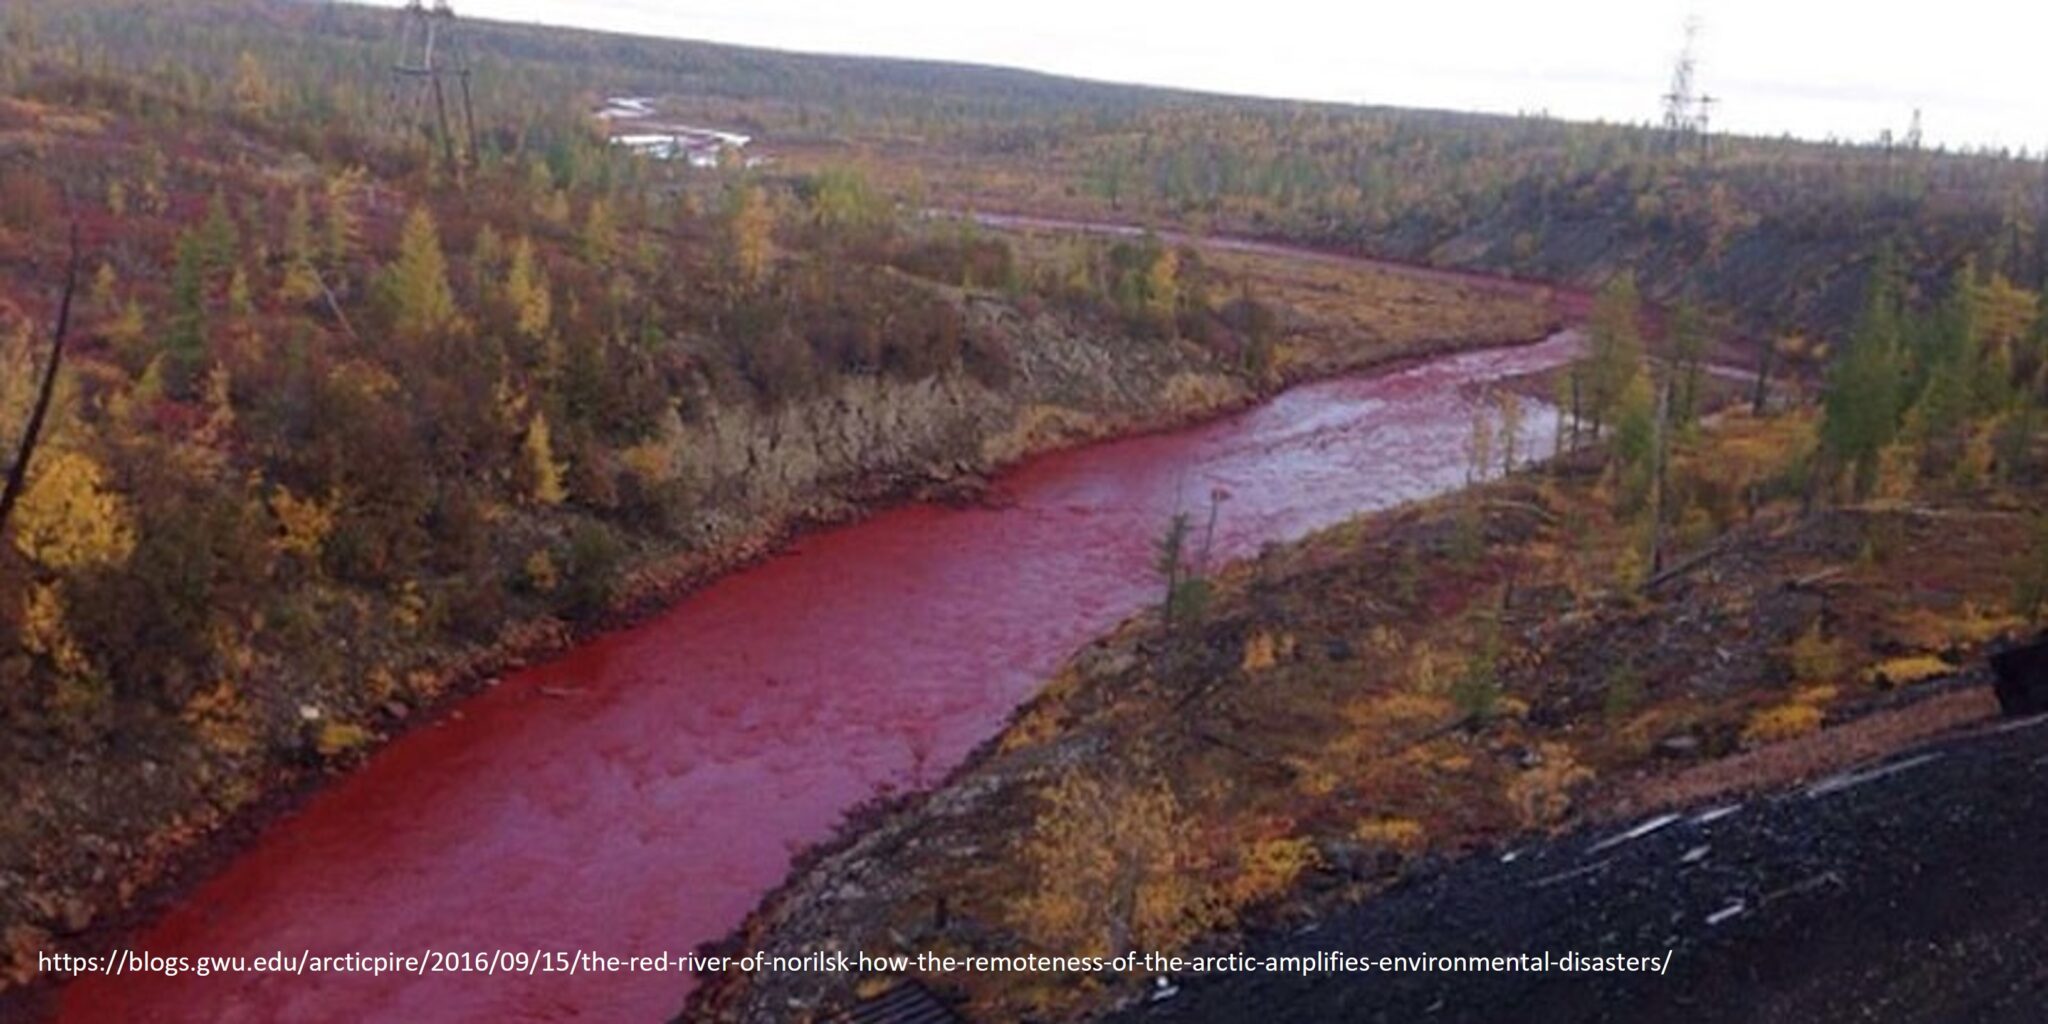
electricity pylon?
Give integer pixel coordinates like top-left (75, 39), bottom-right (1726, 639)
top-left (391, 0), bottom-right (479, 169)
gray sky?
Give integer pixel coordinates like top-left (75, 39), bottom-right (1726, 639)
top-left (384, 0), bottom-right (2045, 151)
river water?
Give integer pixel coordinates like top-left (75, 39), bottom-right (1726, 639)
top-left (61, 332), bottom-right (1578, 1022)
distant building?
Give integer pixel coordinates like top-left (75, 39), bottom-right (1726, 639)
top-left (596, 97), bottom-right (755, 168)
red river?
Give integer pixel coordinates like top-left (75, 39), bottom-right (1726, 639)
top-left (60, 331), bottom-right (1579, 1023)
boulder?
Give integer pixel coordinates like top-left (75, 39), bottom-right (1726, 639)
top-left (1990, 635), bottom-right (2048, 717)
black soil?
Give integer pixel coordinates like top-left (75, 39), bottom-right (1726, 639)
top-left (1111, 708), bottom-right (2048, 1024)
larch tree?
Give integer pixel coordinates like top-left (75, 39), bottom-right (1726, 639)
top-left (582, 197), bottom-right (619, 265)
top-left (324, 167), bottom-right (364, 272)
top-left (197, 189), bottom-right (240, 278)
top-left (1669, 298), bottom-right (1709, 432)
top-left (721, 182), bottom-right (773, 290)
top-left (384, 206), bottom-right (460, 339)
top-left (506, 236), bottom-right (552, 340)
top-left (230, 50), bottom-right (273, 116)
top-left (522, 411), bottom-right (568, 506)
top-left (1497, 389), bottom-right (1523, 475)
top-left (1582, 273), bottom-right (1645, 437)
top-left (1144, 246), bottom-right (1180, 329)
top-left (11, 449), bottom-right (136, 572)
top-left (280, 189), bottom-right (321, 304)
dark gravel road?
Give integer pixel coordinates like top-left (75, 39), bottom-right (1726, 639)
top-left (1112, 709), bottom-right (2048, 1024)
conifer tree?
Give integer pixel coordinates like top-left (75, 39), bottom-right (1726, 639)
top-left (522, 411), bottom-right (568, 505)
top-left (506, 236), bottom-right (551, 340)
top-left (165, 232), bottom-right (209, 398)
top-left (1821, 262), bottom-right (1906, 498)
top-left (384, 206), bottom-right (459, 339)
top-left (1669, 298), bottom-right (1708, 431)
top-left (280, 190), bottom-right (322, 303)
top-left (1582, 274), bottom-right (1645, 436)
top-left (722, 183), bottom-right (773, 290)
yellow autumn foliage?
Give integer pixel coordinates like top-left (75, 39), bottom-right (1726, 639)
top-left (1011, 769), bottom-right (1224, 957)
top-left (1354, 816), bottom-right (1427, 851)
top-left (1866, 654), bottom-right (1952, 689)
top-left (1505, 742), bottom-right (1594, 829)
top-left (11, 450), bottom-right (136, 571)
top-left (524, 549), bottom-right (560, 593)
top-left (269, 486), bottom-right (337, 562)
top-left (1742, 702), bottom-right (1824, 746)
top-left (1222, 835), bottom-right (1318, 907)
top-left (524, 412), bottom-right (568, 506)
top-left (506, 236), bottom-right (552, 339)
top-left (183, 681), bottom-right (256, 757)
top-left (22, 582), bottom-right (89, 678)
top-left (316, 721), bottom-right (374, 757)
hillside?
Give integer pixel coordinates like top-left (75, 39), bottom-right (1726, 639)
top-left (0, 7), bottom-right (1566, 999)
top-left (689, 283), bottom-right (2048, 1020)
top-left (18, 0), bottom-right (2048, 337)
top-left (2, 1), bottom-right (2046, 1016)
top-left (692, 424), bottom-right (2048, 1022)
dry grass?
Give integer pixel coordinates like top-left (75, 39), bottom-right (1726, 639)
top-left (1614, 688), bottom-right (1998, 818)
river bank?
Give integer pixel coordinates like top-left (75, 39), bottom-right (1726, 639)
top-left (9, 240), bottom-right (1559, 1020)
top-left (686, 403), bottom-right (2037, 1022)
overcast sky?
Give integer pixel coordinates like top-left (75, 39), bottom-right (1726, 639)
top-left (379, 0), bottom-right (2045, 151)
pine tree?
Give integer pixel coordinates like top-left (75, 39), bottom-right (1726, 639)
top-left (165, 232), bottom-right (208, 399)
top-left (1821, 263), bottom-right (1906, 498)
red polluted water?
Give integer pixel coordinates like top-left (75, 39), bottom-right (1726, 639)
top-left (60, 332), bottom-right (1578, 1023)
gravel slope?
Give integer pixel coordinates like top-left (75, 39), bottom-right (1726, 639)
top-left (1113, 706), bottom-right (2048, 1024)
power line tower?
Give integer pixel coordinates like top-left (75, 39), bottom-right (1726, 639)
top-left (1660, 17), bottom-right (1714, 160)
top-left (391, 0), bottom-right (479, 169)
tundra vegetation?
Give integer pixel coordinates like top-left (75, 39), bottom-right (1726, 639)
top-left (698, 260), bottom-right (2048, 1021)
top-left (0, 0), bottom-right (2045, 1014)
top-left (0, 0), bottom-right (1561, 987)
